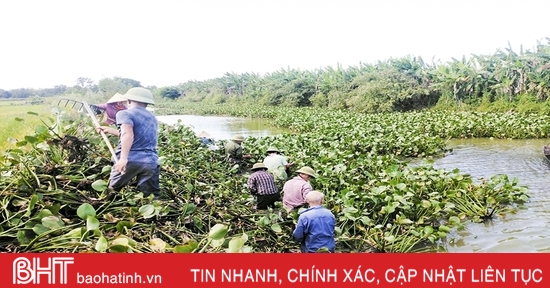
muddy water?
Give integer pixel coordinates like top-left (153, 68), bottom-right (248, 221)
top-left (156, 114), bottom-right (550, 252)
top-left (428, 138), bottom-right (550, 252)
top-left (156, 115), bottom-right (290, 140)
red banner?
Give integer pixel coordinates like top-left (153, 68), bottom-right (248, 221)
top-left (1, 253), bottom-right (546, 287)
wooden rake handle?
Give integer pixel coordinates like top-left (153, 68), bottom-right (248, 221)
top-left (82, 101), bottom-right (118, 164)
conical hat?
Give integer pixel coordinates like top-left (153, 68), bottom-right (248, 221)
top-left (107, 93), bottom-right (126, 103)
top-left (196, 131), bottom-right (211, 138)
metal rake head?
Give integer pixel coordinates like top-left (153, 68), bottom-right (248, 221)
top-left (57, 99), bottom-right (84, 110)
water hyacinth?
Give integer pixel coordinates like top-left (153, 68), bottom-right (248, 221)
top-left (0, 104), bottom-right (530, 253)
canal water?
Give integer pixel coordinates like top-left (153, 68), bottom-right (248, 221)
top-left (156, 115), bottom-right (289, 140)
top-left (157, 115), bottom-right (550, 252)
top-left (426, 138), bottom-right (550, 252)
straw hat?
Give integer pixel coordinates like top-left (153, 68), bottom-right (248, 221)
top-left (295, 166), bottom-right (318, 178)
top-left (107, 93), bottom-right (126, 103)
top-left (232, 134), bottom-right (245, 141)
top-left (266, 147), bottom-right (280, 154)
top-left (251, 163), bottom-right (268, 171)
top-left (196, 131), bottom-right (211, 138)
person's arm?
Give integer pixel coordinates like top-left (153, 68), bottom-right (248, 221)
top-left (113, 123), bottom-right (133, 173)
top-left (292, 217), bottom-right (306, 243)
top-left (301, 183), bottom-right (313, 200)
top-left (284, 157), bottom-right (296, 168)
top-left (247, 175), bottom-right (258, 195)
top-left (94, 103), bottom-right (107, 109)
top-left (96, 126), bottom-right (119, 136)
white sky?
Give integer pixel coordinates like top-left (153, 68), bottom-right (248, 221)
top-left (0, 0), bottom-right (548, 90)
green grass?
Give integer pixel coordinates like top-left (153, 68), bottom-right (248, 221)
top-left (0, 101), bottom-right (52, 150)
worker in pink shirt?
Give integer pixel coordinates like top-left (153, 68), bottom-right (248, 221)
top-left (282, 166), bottom-right (317, 212)
top-left (91, 93), bottom-right (128, 125)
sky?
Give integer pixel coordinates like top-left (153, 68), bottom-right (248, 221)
top-left (0, 0), bottom-right (548, 90)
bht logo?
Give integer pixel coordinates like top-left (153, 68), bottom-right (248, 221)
top-left (13, 257), bottom-right (74, 284)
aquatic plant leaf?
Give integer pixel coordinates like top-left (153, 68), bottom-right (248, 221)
top-left (36, 142), bottom-right (49, 150)
top-left (111, 237), bottom-right (129, 247)
top-left (174, 245), bottom-right (193, 253)
top-left (396, 183), bottom-right (407, 191)
top-left (208, 224), bottom-right (228, 240)
top-left (25, 194), bottom-right (38, 217)
top-left (32, 224), bottom-right (50, 235)
top-left (77, 203), bottom-right (96, 220)
top-left (17, 230), bottom-right (30, 244)
top-left (210, 238), bottom-right (224, 248)
top-left (35, 125), bottom-right (48, 134)
top-left (241, 246), bottom-right (253, 253)
top-left (101, 166), bottom-right (111, 174)
top-left (270, 223), bottom-right (282, 233)
top-left (438, 225), bottom-right (451, 233)
top-left (182, 203), bottom-right (196, 216)
top-left (37, 209), bottom-right (53, 218)
top-left (86, 216), bottom-right (100, 231)
top-left (138, 204), bottom-right (155, 218)
top-left (384, 235), bottom-right (395, 242)
top-left (47, 203), bottom-right (62, 215)
top-left (109, 245), bottom-right (129, 253)
top-left (226, 237), bottom-right (245, 252)
top-left (449, 216), bottom-right (461, 225)
top-left (95, 236), bottom-right (108, 252)
top-left (149, 238), bottom-right (167, 252)
top-left (24, 136), bottom-right (38, 144)
top-left (185, 183), bottom-right (194, 192)
top-left (115, 221), bottom-right (134, 233)
top-left (42, 216), bottom-right (64, 229)
top-left (423, 226), bottom-right (434, 235)
top-left (397, 218), bottom-right (413, 224)
top-left (173, 239), bottom-right (199, 253)
top-left (91, 180), bottom-right (108, 192)
top-left (64, 227), bottom-right (83, 238)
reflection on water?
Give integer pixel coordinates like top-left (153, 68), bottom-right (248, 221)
top-left (156, 115), bottom-right (290, 140)
top-left (425, 138), bottom-right (550, 252)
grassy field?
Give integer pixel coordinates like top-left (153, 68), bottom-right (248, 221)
top-left (0, 100), bottom-right (53, 150)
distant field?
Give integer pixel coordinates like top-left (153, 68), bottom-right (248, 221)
top-left (0, 101), bottom-right (53, 150)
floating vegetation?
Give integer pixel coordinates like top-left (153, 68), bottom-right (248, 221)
top-left (0, 104), bottom-right (531, 253)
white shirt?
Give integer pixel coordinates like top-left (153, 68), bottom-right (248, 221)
top-left (263, 154), bottom-right (289, 181)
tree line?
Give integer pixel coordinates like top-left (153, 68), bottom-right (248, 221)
top-left (171, 38), bottom-right (550, 113)
top-left (4, 37), bottom-right (550, 113)
top-left (0, 77), bottom-right (147, 100)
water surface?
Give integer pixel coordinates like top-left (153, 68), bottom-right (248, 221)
top-left (156, 115), bottom-right (289, 140)
top-left (429, 138), bottom-right (550, 252)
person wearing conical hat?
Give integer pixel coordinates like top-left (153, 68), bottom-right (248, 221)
top-left (196, 131), bottom-right (215, 146)
top-left (247, 163), bottom-right (280, 210)
top-left (91, 93), bottom-right (128, 125)
top-left (282, 166), bottom-right (318, 212)
top-left (96, 87), bottom-right (160, 200)
top-left (263, 146), bottom-right (296, 183)
top-left (224, 134), bottom-right (252, 168)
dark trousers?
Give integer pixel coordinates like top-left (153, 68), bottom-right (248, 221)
top-left (109, 162), bottom-right (160, 197)
top-left (256, 193), bottom-right (281, 210)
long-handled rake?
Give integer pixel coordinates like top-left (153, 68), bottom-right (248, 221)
top-left (57, 98), bottom-right (118, 163)
top-left (57, 98), bottom-right (84, 110)
top-left (81, 101), bottom-right (118, 164)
